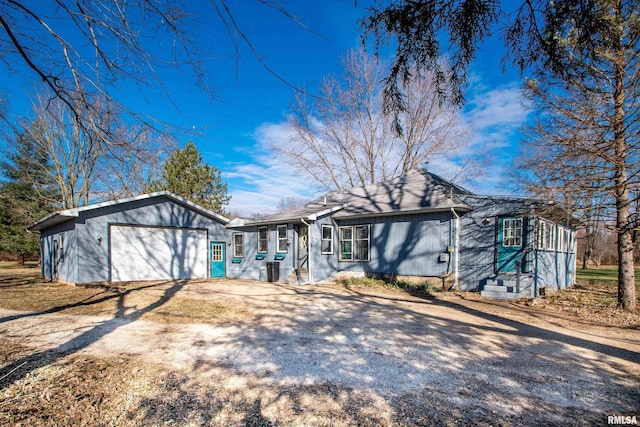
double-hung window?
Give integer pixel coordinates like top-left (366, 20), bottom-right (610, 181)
top-left (556, 226), bottom-right (565, 252)
top-left (502, 218), bottom-right (522, 247)
top-left (233, 233), bottom-right (244, 258)
top-left (277, 225), bottom-right (288, 253)
top-left (339, 225), bottom-right (370, 261)
top-left (321, 225), bottom-right (333, 254)
top-left (545, 222), bottom-right (555, 251)
top-left (257, 226), bottom-right (268, 253)
top-left (536, 220), bottom-right (545, 250)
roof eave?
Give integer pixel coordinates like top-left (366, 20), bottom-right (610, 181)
top-left (27, 211), bottom-right (79, 232)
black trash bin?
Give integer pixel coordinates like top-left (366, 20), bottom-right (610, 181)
top-left (266, 262), bottom-right (280, 282)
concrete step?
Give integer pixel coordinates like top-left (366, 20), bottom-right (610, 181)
top-left (481, 286), bottom-right (531, 300)
top-left (483, 284), bottom-right (526, 293)
top-left (486, 276), bottom-right (533, 287)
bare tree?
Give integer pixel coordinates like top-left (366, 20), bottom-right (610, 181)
top-left (0, 1), bottom-right (312, 148)
top-left (515, 1), bottom-right (639, 310)
top-left (276, 197), bottom-right (309, 213)
top-left (273, 50), bottom-right (468, 191)
top-left (13, 92), bottom-right (170, 209)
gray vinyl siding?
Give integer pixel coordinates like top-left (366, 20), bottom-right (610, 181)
top-left (534, 230), bottom-right (577, 291)
top-left (311, 216), bottom-right (338, 282)
top-left (227, 226), bottom-right (261, 280)
top-left (40, 220), bottom-right (77, 283)
top-left (325, 212), bottom-right (453, 279)
top-left (227, 223), bottom-right (296, 281)
top-left (69, 196), bottom-right (227, 283)
top-left (458, 195), bottom-right (577, 293)
top-left (458, 196), bottom-right (535, 291)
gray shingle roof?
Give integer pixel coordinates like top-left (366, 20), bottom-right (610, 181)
top-left (244, 169), bottom-right (471, 225)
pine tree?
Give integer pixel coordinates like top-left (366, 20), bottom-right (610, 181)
top-left (0, 130), bottom-right (59, 263)
top-left (150, 141), bottom-right (230, 214)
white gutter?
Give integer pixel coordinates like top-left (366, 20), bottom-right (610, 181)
top-left (451, 208), bottom-right (460, 290)
top-left (300, 217), bottom-right (312, 284)
top-left (307, 203), bottom-right (349, 221)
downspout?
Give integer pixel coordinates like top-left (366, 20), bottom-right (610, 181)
top-left (301, 217), bottom-right (312, 284)
top-left (451, 208), bottom-right (460, 290)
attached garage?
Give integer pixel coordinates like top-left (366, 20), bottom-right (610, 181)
top-left (110, 225), bottom-right (208, 281)
top-left (28, 191), bottom-right (230, 284)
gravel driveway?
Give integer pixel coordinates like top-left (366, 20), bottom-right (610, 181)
top-left (1, 279), bottom-right (639, 424)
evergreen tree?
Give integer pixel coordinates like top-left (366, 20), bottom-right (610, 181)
top-left (151, 141), bottom-right (230, 214)
top-left (0, 129), bottom-right (59, 263)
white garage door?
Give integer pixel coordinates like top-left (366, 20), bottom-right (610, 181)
top-left (110, 225), bottom-right (208, 281)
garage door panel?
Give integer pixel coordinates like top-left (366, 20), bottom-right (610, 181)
top-left (111, 226), bottom-right (207, 281)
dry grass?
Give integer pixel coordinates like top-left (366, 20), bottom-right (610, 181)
top-left (506, 267), bottom-right (640, 328)
top-left (537, 279), bottom-right (640, 328)
top-left (0, 267), bottom-right (253, 325)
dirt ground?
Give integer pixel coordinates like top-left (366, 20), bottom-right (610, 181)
top-left (0, 269), bottom-right (639, 426)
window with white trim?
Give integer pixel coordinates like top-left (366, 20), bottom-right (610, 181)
top-left (545, 222), bottom-right (555, 250)
top-left (321, 225), bottom-right (333, 254)
top-left (502, 218), bottom-right (522, 247)
top-left (277, 225), bottom-right (288, 253)
top-left (339, 225), bottom-right (370, 261)
top-left (233, 233), bottom-right (244, 258)
top-left (569, 230), bottom-right (576, 253)
top-left (557, 226), bottom-right (564, 252)
top-left (59, 233), bottom-right (64, 262)
top-left (258, 226), bottom-right (268, 253)
top-left (536, 220), bottom-right (545, 250)
top-left (339, 227), bottom-right (352, 261)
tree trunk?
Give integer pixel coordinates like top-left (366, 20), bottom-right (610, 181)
top-left (612, 0), bottom-right (636, 311)
top-left (582, 227), bottom-right (592, 270)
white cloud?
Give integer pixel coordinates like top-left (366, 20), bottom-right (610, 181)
top-left (225, 81), bottom-right (531, 214)
top-left (224, 122), bottom-right (322, 216)
top-left (458, 81), bottom-right (532, 194)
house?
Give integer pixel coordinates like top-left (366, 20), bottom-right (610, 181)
top-left (28, 169), bottom-right (578, 299)
top-left (226, 169), bottom-right (578, 298)
top-left (27, 191), bottom-right (229, 284)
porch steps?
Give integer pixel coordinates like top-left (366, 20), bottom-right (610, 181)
top-left (481, 275), bottom-right (533, 299)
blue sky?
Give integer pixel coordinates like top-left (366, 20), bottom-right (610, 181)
top-left (0, 1), bottom-right (531, 216)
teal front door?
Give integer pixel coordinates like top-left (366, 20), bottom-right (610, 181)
top-left (497, 217), bottom-right (524, 273)
top-left (210, 242), bottom-right (225, 278)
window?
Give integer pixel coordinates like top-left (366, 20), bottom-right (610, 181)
top-left (277, 225), bottom-right (288, 253)
top-left (569, 230), bottom-right (576, 253)
top-left (321, 225), bottom-right (333, 254)
top-left (536, 220), bottom-right (545, 250)
top-left (211, 243), bottom-right (223, 261)
top-left (537, 220), bottom-right (558, 251)
top-left (339, 227), bottom-right (352, 261)
top-left (354, 225), bottom-right (370, 261)
top-left (502, 218), bottom-right (522, 247)
top-left (233, 233), bottom-right (244, 258)
top-left (258, 226), bottom-right (268, 253)
top-left (339, 225), bottom-right (370, 261)
top-left (557, 226), bottom-right (564, 252)
top-left (545, 222), bottom-right (555, 250)
top-left (59, 233), bottom-right (64, 262)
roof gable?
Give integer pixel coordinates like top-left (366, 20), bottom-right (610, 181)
top-left (28, 191), bottom-right (229, 232)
